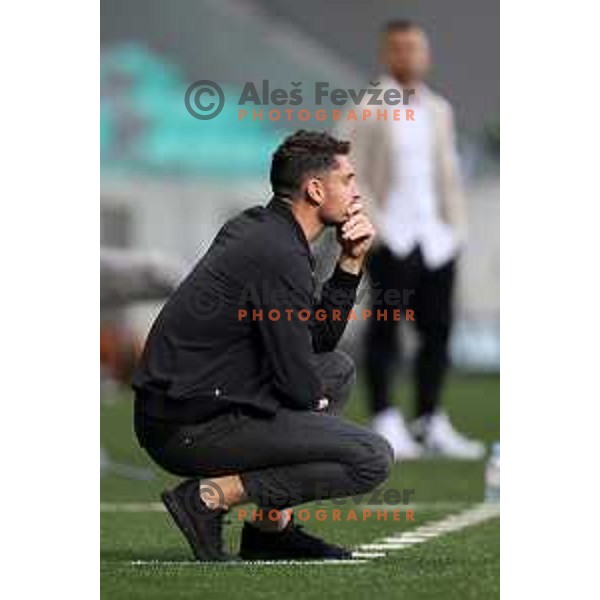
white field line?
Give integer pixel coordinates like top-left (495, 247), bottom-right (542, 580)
top-left (129, 559), bottom-right (371, 566)
top-left (120, 503), bottom-right (499, 567)
top-left (361, 501), bottom-right (469, 512)
top-left (102, 502), bottom-right (165, 512)
top-left (101, 501), bottom-right (469, 513)
top-left (356, 503), bottom-right (500, 554)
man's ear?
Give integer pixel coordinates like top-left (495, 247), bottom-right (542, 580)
top-left (305, 177), bottom-right (324, 206)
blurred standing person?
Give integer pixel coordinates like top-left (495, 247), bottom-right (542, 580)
top-left (346, 20), bottom-right (484, 460)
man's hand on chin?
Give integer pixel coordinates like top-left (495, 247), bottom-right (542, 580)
top-left (336, 201), bottom-right (376, 275)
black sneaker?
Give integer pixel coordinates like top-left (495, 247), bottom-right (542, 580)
top-left (160, 479), bottom-right (233, 562)
top-left (239, 520), bottom-right (353, 561)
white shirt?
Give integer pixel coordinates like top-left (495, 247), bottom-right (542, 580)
top-left (378, 89), bottom-right (458, 269)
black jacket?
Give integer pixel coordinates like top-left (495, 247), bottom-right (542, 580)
top-left (132, 197), bottom-right (361, 422)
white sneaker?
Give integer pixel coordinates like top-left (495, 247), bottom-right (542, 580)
top-left (414, 411), bottom-right (486, 460)
top-left (372, 408), bottom-right (423, 461)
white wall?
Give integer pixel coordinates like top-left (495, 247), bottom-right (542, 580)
top-left (101, 174), bottom-right (499, 370)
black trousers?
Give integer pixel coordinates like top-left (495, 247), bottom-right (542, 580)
top-left (364, 244), bottom-right (456, 418)
top-left (135, 351), bottom-right (393, 510)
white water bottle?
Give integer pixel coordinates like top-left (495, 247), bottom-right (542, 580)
top-left (484, 442), bottom-right (500, 503)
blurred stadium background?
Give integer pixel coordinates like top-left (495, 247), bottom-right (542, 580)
top-left (100, 2), bottom-right (499, 597)
top-left (100, 0), bottom-right (499, 384)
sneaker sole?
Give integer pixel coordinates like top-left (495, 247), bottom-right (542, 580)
top-left (160, 490), bottom-right (225, 562)
top-left (239, 529), bottom-right (352, 561)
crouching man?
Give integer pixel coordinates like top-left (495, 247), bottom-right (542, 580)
top-left (132, 130), bottom-right (393, 561)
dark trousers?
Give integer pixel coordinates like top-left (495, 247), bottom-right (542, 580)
top-left (364, 244), bottom-right (455, 418)
top-left (135, 351), bottom-right (393, 510)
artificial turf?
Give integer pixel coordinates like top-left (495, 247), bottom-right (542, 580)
top-left (101, 374), bottom-right (500, 599)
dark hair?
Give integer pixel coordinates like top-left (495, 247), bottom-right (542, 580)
top-left (270, 130), bottom-right (350, 197)
top-left (383, 19), bottom-right (421, 35)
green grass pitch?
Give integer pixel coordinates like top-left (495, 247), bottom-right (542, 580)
top-left (101, 374), bottom-right (500, 599)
